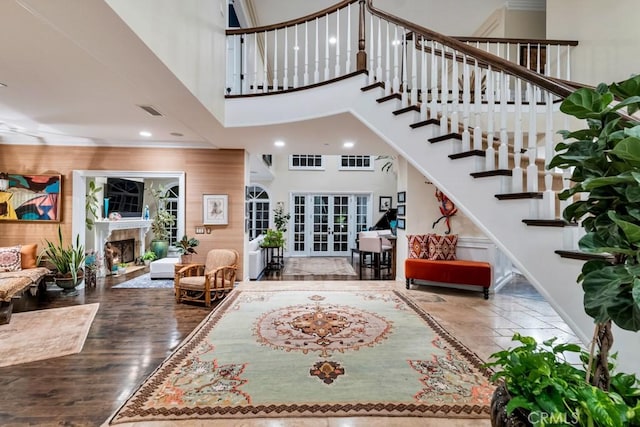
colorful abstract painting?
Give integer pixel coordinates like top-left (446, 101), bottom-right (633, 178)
top-left (0, 174), bottom-right (61, 222)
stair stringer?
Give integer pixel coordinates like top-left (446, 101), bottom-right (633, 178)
top-left (223, 74), bottom-right (640, 375)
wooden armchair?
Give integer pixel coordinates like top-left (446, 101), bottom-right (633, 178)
top-left (174, 249), bottom-right (239, 307)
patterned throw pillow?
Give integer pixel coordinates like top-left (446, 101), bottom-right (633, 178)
top-left (427, 234), bottom-right (458, 261)
top-left (0, 245), bottom-right (22, 272)
top-left (407, 234), bottom-right (431, 259)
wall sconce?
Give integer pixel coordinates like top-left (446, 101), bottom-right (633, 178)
top-left (0, 172), bottom-right (9, 191)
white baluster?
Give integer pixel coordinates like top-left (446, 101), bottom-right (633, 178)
top-left (514, 77), bottom-right (523, 155)
top-left (263, 30), bottom-right (268, 92)
top-left (420, 36), bottom-right (428, 120)
top-left (273, 29), bottom-right (278, 91)
top-left (369, 15), bottom-right (375, 84)
top-left (566, 46), bottom-right (571, 81)
top-left (293, 25), bottom-right (299, 88)
top-left (253, 33), bottom-right (258, 93)
top-left (473, 59), bottom-right (482, 151)
top-left (392, 25), bottom-right (399, 94)
top-left (512, 152), bottom-right (523, 193)
top-left (314, 18), bottom-right (320, 83)
top-left (324, 15), bottom-right (330, 81)
top-left (461, 56), bottom-right (471, 151)
top-left (498, 71), bottom-right (509, 169)
top-left (283, 29), bottom-right (288, 90)
top-left (451, 49), bottom-right (459, 132)
top-left (345, 5), bottom-right (351, 73)
top-left (401, 29), bottom-right (408, 106)
top-left (376, 17), bottom-right (382, 84)
top-left (526, 83), bottom-right (538, 192)
top-left (430, 41), bottom-right (439, 120)
top-left (410, 30), bottom-right (418, 106)
top-left (304, 22), bottom-right (309, 86)
top-left (440, 45), bottom-right (448, 134)
top-left (486, 66), bottom-right (495, 148)
top-left (385, 21), bottom-right (391, 95)
top-left (542, 91), bottom-right (556, 219)
top-left (334, 8), bottom-right (341, 78)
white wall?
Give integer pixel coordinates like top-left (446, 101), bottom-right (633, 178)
top-left (106, 0), bottom-right (227, 122)
top-left (547, 1), bottom-right (640, 85)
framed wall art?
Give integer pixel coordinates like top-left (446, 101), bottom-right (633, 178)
top-left (0, 173), bottom-right (62, 222)
top-left (203, 194), bottom-right (228, 225)
top-left (397, 191), bottom-right (406, 204)
top-left (397, 204), bottom-right (406, 217)
top-left (397, 218), bottom-right (406, 229)
top-left (379, 196), bottom-right (392, 212)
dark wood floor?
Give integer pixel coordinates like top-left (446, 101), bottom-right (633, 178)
top-left (0, 257), bottom-right (387, 426)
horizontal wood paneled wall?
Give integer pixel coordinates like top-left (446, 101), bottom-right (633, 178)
top-left (0, 144), bottom-right (247, 280)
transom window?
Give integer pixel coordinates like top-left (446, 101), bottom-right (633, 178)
top-left (289, 155), bottom-right (324, 170)
top-left (339, 155), bottom-right (374, 170)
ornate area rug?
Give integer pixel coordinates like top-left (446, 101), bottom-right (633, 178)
top-left (113, 273), bottom-right (174, 289)
top-left (107, 284), bottom-right (493, 424)
top-left (0, 303), bottom-right (99, 367)
top-left (283, 257), bottom-right (357, 276)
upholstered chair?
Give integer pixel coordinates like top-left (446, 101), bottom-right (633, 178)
top-left (174, 249), bottom-right (239, 307)
top-left (358, 231), bottom-right (393, 279)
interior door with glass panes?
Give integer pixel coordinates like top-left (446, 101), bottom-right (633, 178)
top-left (310, 195), bottom-right (350, 256)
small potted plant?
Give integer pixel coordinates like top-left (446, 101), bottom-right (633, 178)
top-left (176, 235), bottom-right (199, 264)
top-left (142, 250), bottom-right (157, 266)
top-left (117, 262), bottom-right (128, 276)
top-left (260, 229), bottom-right (284, 248)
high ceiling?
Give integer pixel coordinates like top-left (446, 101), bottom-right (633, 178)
top-left (0, 0), bottom-right (506, 156)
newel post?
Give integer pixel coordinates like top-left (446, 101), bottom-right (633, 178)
top-left (357, 0), bottom-right (367, 71)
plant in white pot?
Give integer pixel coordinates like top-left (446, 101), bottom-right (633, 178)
top-left (39, 225), bottom-right (86, 296)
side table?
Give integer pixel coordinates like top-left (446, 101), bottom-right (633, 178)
top-left (263, 245), bottom-right (284, 272)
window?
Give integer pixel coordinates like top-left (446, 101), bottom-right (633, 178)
top-left (246, 185), bottom-right (270, 240)
top-left (164, 185), bottom-right (180, 246)
top-left (289, 155), bottom-right (324, 170)
top-left (339, 155), bottom-right (374, 170)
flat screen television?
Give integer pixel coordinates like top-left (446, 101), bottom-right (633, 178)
top-left (105, 178), bottom-right (144, 218)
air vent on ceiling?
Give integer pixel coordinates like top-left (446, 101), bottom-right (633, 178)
top-left (137, 105), bottom-right (163, 117)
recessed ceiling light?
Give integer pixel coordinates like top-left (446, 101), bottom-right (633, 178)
top-left (274, 140), bottom-right (285, 147)
top-left (139, 131), bottom-right (152, 137)
top-left (329, 37), bottom-right (337, 45)
top-left (343, 141), bottom-right (354, 148)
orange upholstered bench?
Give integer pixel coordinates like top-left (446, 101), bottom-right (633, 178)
top-left (405, 258), bottom-right (492, 299)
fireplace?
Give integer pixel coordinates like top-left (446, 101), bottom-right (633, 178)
top-left (108, 238), bottom-right (135, 263)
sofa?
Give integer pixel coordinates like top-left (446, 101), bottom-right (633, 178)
top-left (404, 234), bottom-right (492, 299)
top-left (248, 234), bottom-right (265, 280)
top-left (0, 244), bottom-right (50, 324)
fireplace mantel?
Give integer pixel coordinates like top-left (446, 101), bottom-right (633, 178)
top-left (94, 219), bottom-right (152, 275)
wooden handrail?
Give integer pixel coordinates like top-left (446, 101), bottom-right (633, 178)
top-left (452, 37), bottom-right (579, 46)
top-left (226, 0), bottom-right (358, 35)
top-left (366, 0), bottom-right (576, 99)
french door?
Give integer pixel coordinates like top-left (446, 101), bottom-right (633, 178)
top-left (290, 193), bottom-right (371, 257)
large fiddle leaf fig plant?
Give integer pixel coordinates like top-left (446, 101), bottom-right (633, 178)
top-left (548, 74), bottom-right (640, 389)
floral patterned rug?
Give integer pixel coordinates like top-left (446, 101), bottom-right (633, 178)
top-left (106, 283), bottom-right (493, 424)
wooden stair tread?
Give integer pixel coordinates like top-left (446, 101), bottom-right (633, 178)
top-left (361, 82), bottom-right (384, 92)
top-left (495, 192), bottom-right (543, 200)
top-left (429, 133), bottom-right (462, 143)
top-left (523, 219), bottom-right (578, 227)
top-left (376, 93), bottom-right (401, 103)
top-left (449, 150), bottom-right (486, 160)
top-left (393, 105), bottom-right (420, 115)
top-left (410, 119), bottom-right (439, 129)
top-left (470, 169), bottom-right (512, 178)
top-left (555, 250), bottom-right (614, 262)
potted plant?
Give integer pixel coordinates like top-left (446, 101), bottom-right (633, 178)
top-left (85, 179), bottom-right (102, 230)
top-left (176, 235), bottom-right (199, 264)
top-left (39, 225), bottom-right (86, 295)
top-left (273, 203), bottom-right (291, 232)
top-left (117, 262), bottom-right (127, 276)
top-left (485, 333), bottom-right (640, 426)
top-left (142, 250), bottom-right (157, 266)
top-left (548, 74), bottom-right (640, 387)
top-left (148, 182), bottom-right (176, 259)
top-left (260, 229), bottom-right (284, 248)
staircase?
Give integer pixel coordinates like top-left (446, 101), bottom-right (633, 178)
top-left (224, 0), bottom-right (640, 374)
